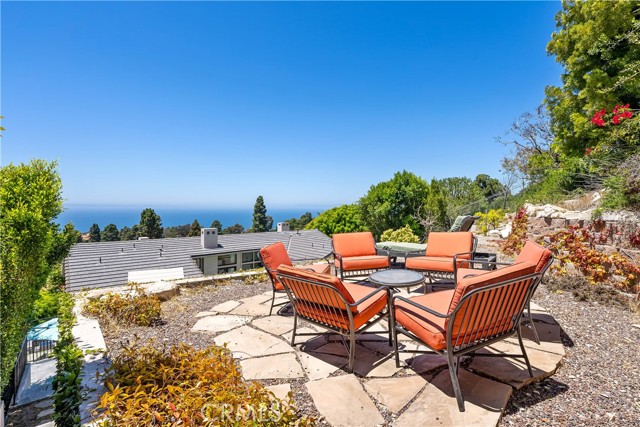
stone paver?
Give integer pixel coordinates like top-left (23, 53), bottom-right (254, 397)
top-left (251, 315), bottom-right (294, 336)
top-left (211, 300), bottom-right (241, 313)
top-left (507, 322), bottom-right (566, 356)
top-left (191, 314), bottom-right (251, 333)
top-left (266, 383), bottom-right (291, 401)
top-left (305, 375), bottom-right (384, 427)
top-left (407, 351), bottom-right (448, 374)
top-left (469, 339), bottom-right (563, 389)
top-left (395, 369), bottom-right (512, 427)
top-left (281, 326), bottom-right (323, 346)
top-left (230, 301), bottom-right (270, 316)
top-left (364, 376), bottom-right (427, 413)
top-left (240, 353), bottom-right (305, 380)
top-left (239, 293), bottom-right (274, 305)
top-left (214, 325), bottom-right (294, 359)
top-left (195, 311), bottom-right (216, 318)
top-left (297, 351), bottom-right (344, 380)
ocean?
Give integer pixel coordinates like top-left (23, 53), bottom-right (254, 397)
top-left (57, 205), bottom-right (328, 233)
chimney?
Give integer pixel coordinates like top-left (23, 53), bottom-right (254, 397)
top-left (201, 228), bottom-right (219, 249)
top-left (277, 222), bottom-right (290, 232)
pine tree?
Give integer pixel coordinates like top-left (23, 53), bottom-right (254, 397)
top-left (210, 219), bottom-right (223, 231)
top-left (88, 223), bottom-right (101, 242)
top-left (252, 196), bottom-right (269, 232)
top-left (101, 223), bottom-right (120, 241)
top-left (188, 219), bottom-right (202, 237)
top-left (139, 208), bottom-right (163, 238)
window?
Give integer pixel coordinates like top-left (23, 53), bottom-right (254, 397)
top-left (241, 251), bottom-right (262, 270)
top-left (218, 254), bottom-right (237, 266)
top-left (194, 257), bottom-right (204, 272)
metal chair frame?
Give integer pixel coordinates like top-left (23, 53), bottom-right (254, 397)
top-left (333, 247), bottom-right (391, 281)
top-left (391, 271), bottom-right (542, 412)
top-left (258, 250), bottom-right (331, 316)
top-left (276, 271), bottom-right (391, 372)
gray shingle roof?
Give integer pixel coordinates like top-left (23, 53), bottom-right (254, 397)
top-left (63, 229), bottom-right (332, 291)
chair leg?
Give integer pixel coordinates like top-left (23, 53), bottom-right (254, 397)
top-left (447, 352), bottom-right (465, 412)
top-left (517, 327), bottom-right (534, 377)
top-left (526, 300), bottom-right (541, 345)
top-left (290, 312), bottom-right (298, 347)
top-left (387, 292), bottom-right (393, 346)
top-left (268, 289), bottom-right (276, 316)
top-left (348, 329), bottom-right (356, 372)
top-left (391, 316), bottom-right (401, 368)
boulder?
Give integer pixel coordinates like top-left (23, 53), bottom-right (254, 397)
top-left (144, 280), bottom-right (180, 301)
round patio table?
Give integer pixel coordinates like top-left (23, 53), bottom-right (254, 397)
top-left (368, 269), bottom-right (424, 290)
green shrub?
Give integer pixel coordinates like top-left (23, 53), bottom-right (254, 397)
top-left (32, 287), bottom-right (64, 323)
top-left (82, 285), bottom-right (161, 326)
top-left (95, 342), bottom-right (313, 426)
top-left (380, 225), bottom-right (420, 243)
top-left (52, 292), bottom-right (83, 427)
top-left (474, 209), bottom-right (506, 235)
top-left (305, 204), bottom-right (367, 237)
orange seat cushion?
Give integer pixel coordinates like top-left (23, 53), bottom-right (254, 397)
top-left (515, 241), bottom-right (553, 273)
top-left (405, 256), bottom-right (464, 273)
top-left (295, 283), bottom-right (387, 331)
top-left (260, 242), bottom-right (294, 290)
top-left (276, 264), bottom-right (356, 310)
top-left (425, 232), bottom-right (474, 258)
top-left (333, 232), bottom-right (377, 257)
top-left (335, 255), bottom-right (389, 271)
top-left (455, 267), bottom-right (484, 279)
top-left (394, 290), bottom-right (454, 351)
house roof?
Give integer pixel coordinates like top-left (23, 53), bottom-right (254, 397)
top-left (63, 229), bottom-right (332, 291)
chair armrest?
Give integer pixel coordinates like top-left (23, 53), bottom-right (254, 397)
top-left (349, 286), bottom-right (389, 307)
top-left (404, 251), bottom-right (424, 259)
top-left (376, 248), bottom-right (390, 257)
top-left (392, 294), bottom-right (450, 319)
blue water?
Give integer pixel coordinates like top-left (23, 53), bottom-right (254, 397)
top-left (57, 205), bottom-right (329, 233)
top-left (27, 318), bottom-right (59, 341)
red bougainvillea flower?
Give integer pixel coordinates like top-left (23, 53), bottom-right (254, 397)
top-left (612, 104), bottom-right (633, 124)
top-left (585, 147), bottom-right (592, 156)
top-left (591, 108), bottom-right (607, 127)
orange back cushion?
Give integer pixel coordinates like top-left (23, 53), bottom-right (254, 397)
top-left (515, 241), bottom-right (553, 273)
top-left (260, 242), bottom-right (292, 282)
top-left (332, 232), bottom-right (376, 257)
top-left (425, 232), bottom-right (474, 258)
top-left (276, 264), bottom-right (356, 311)
top-left (448, 261), bottom-right (537, 313)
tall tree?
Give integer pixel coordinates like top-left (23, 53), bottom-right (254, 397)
top-left (89, 223), bottom-right (101, 242)
top-left (252, 196), bottom-right (269, 233)
top-left (210, 219), bottom-right (223, 231)
top-left (101, 223), bottom-right (120, 241)
top-left (139, 208), bottom-right (163, 238)
top-left (223, 223), bottom-right (245, 234)
top-left (188, 219), bottom-right (202, 237)
top-left (545, 0), bottom-right (640, 157)
top-left (119, 225), bottom-right (140, 241)
top-left (305, 205), bottom-right (367, 237)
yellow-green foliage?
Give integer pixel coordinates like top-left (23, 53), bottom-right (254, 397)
top-left (83, 285), bottom-right (161, 326)
top-left (474, 209), bottom-right (506, 235)
top-left (96, 342), bottom-right (313, 426)
top-left (380, 225), bottom-right (420, 243)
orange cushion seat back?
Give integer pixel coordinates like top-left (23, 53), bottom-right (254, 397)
top-left (515, 241), bottom-right (553, 273)
top-left (425, 232), bottom-right (474, 258)
top-left (332, 232), bottom-right (377, 258)
top-left (276, 264), bottom-right (357, 312)
top-left (260, 242), bottom-right (292, 285)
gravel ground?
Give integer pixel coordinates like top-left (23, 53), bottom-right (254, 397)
top-left (93, 271), bottom-right (640, 426)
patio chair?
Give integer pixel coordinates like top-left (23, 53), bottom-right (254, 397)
top-left (391, 261), bottom-right (541, 411)
top-left (276, 264), bottom-right (391, 372)
top-left (332, 231), bottom-right (390, 280)
top-left (259, 242), bottom-right (331, 315)
top-left (405, 231), bottom-right (477, 287)
top-left (454, 241), bottom-right (554, 344)
top-left (449, 215), bottom-right (479, 232)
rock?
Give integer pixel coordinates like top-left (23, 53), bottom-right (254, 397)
top-left (144, 281), bottom-right (179, 301)
top-left (240, 353), bottom-right (304, 380)
top-left (364, 376), bottom-right (427, 413)
top-left (500, 224), bottom-right (512, 239)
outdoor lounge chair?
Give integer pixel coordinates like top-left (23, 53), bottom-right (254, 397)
top-left (332, 231), bottom-right (390, 280)
top-left (276, 264), bottom-right (391, 371)
top-left (259, 242), bottom-right (331, 315)
top-left (454, 240), bottom-right (554, 344)
top-left (405, 231), bottom-right (477, 286)
top-left (391, 261), bottom-right (541, 411)
top-left (449, 215), bottom-right (479, 232)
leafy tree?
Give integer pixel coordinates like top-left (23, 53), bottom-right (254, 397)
top-left (101, 224), bottom-right (120, 242)
top-left (252, 196), bottom-right (269, 233)
top-left (163, 224), bottom-right (190, 238)
top-left (223, 223), bottom-right (245, 234)
top-left (89, 223), bottom-right (101, 242)
top-left (210, 219), bottom-right (223, 231)
top-left (139, 208), bottom-right (163, 238)
top-left (48, 223), bottom-right (82, 265)
top-left (359, 171), bottom-right (430, 239)
top-left (119, 225), bottom-right (140, 241)
top-left (188, 219), bottom-right (202, 237)
top-left (0, 160), bottom-right (64, 392)
top-left (286, 212), bottom-right (314, 230)
top-left (545, 0), bottom-right (640, 158)
top-left (474, 174), bottom-right (507, 203)
top-left (305, 204), bottom-right (367, 236)
top-left (380, 225), bottom-right (420, 243)
top-left (266, 215), bottom-right (274, 231)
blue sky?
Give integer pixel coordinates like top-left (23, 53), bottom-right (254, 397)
top-left (1, 1), bottom-right (562, 210)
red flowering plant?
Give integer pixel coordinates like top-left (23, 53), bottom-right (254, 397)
top-left (590, 104), bottom-right (635, 127)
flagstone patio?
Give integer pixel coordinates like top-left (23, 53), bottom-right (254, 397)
top-left (191, 290), bottom-right (566, 426)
